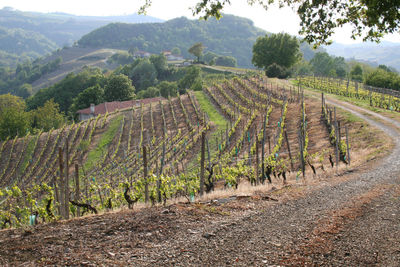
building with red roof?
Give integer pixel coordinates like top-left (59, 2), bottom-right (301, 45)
top-left (76, 97), bottom-right (163, 121)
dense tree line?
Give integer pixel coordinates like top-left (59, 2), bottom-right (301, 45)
top-left (365, 66), bottom-right (400, 90)
top-left (292, 51), bottom-right (400, 91)
top-left (0, 94), bottom-right (64, 140)
top-left (0, 56), bottom-right (62, 97)
top-left (25, 54), bottom-right (203, 121)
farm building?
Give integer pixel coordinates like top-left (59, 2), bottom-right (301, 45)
top-left (133, 50), bottom-right (151, 58)
top-left (76, 97), bottom-right (164, 121)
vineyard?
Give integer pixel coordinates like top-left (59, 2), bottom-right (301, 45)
top-left (298, 76), bottom-right (400, 112)
top-left (0, 75), bottom-right (351, 228)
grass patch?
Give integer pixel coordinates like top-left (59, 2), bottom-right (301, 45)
top-left (195, 91), bottom-right (228, 130)
top-left (337, 108), bottom-right (391, 163)
top-left (19, 135), bottom-right (38, 174)
top-left (84, 115), bottom-right (123, 171)
top-left (342, 110), bottom-right (364, 124)
top-left (194, 91), bottom-right (229, 160)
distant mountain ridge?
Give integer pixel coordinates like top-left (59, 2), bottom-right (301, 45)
top-left (0, 7), bottom-right (163, 47)
top-left (0, 7), bottom-right (163, 67)
top-left (324, 41), bottom-right (400, 71)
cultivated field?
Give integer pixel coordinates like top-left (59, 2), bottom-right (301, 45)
top-left (0, 76), bottom-right (355, 227)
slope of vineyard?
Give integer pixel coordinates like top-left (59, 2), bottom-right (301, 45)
top-left (298, 76), bottom-right (400, 112)
top-left (0, 75), bottom-right (353, 228)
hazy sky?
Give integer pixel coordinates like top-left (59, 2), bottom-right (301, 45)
top-left (1, 0), bottom-right (399, 44)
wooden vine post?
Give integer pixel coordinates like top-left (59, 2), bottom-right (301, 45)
top-left (58, 147), bottom-right (65, 219)
top-left (369, 87), bottom-right (372, 106)
top-left (255, 139), bottom-right (259, 185)
top-left (65, 140), bottom-right (70, 219)
top-left (74, 163), bottom-right (80, 217)
top-left (345, 126), bottom-right (351, 165)
top-left (261, 115), bottom-right (266, 183)
top-left (284, 130), bottom-right (294, 170)
top-left (143, 145), bottom-right (149, 203)
top-left (334, 108), bottom-right (339, 171)
top-left (248, 131), bottom-right (252, 166)
top-left (200, 132), bottom-right (205, 196)
top-left (53, 174), bottom-right (59, 217)
top-left (355, 81), bottom-right (359, 98)
top-left (298, 128), bottom-right (305, 178)
top-left (158, 142), bottom-right (166, 203)
top-left (206, 137), bottom-right (211, 171)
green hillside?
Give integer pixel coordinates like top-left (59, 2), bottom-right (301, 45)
top-left (78, 15), bottom-right (267, 68)
top-left (0, 7), bottom-right (162, 67)
top-left (0, 26), bottom-right (58, 56)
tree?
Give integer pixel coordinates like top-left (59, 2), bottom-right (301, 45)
top-left (149, 54), bottom-right (168, 79)
top-left (215, 56), bottom-right (237, 67)
top-left (171, 47), bottom-right (181, 55)
top-left (32, 99), bottom-right (65, 132)
top-left (178, 66), bottom-right (202, 93)
top-left (378, 65), bottom-right (396, 73)
top-left (128, 47), bottom-right (139, 55)
top-left (130, 59), bottom-right (158, 91)
top-left (16, 83), bottom-right (33, 98)
top-left (108, 52), bottom-right (134, 65)
top-left (252, 33), bottom-right (301, 72)
top-left (265, 63), bottom-right (290, 79)
top-left (70, 85), bottom-right (104, 114)
top-left (104, 74), bottom-right (135, 101)
top-left (0, 94), bottom-right (30, 140)
top-left (157, 81), bottom-right (178, 97)
top-left (137, 87), bottom-right (160, 99)
top-left (203, 51), bottom-right (218, 65)
top-left (188, 43), bottom-right (204, 63)
top-left (350, 64), bottom-right (364, 82)
top-left (140, 1), bottom-right (400, 45)
top-left (0, 93), bottom-right (26, 114)
top-left (293, 59), bottom-right (313, 76)
top-left (310, 52), bottom-right (348, 78)
top-left (365, 68), bottom-right (400, 90)
top-left (26, 68), bottom-right (107, 114)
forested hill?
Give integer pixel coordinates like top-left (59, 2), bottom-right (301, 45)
top-left (0, 7), bottom-right (162, 67)
top-left (0, 7), bottom-right (163, 47)
top-left (0, 26), bottom-right (58, 57)
top-left (78, 15), bottom-right (267, 68)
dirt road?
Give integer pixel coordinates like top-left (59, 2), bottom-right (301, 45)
top-left (0, 96), bottom-right (399, 266)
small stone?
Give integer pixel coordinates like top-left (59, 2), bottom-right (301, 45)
top-left (202, 233), bottom-right (216, 239)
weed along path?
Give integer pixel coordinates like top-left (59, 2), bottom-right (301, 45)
top-left (0, 96), bottom-right (399, 266)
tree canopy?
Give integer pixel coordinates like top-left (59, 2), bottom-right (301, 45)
top-left (310, 52), bottom-right (347, 78)
top-left (252, 33), bottom-right (301, 75)
top-left (104, 74), bottom-right (135, 102)
top-left (140, 0), bottom-right (400, 45)
top-left (188, 43), bottom-right (205, 63)
top-left (32, 99), bottom-right (64, 132)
